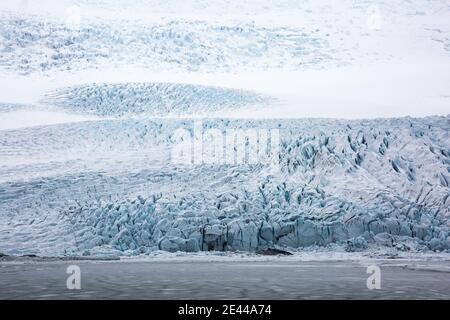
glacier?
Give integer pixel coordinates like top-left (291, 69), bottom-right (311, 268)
top-left (0, 0), bottom-right (449, 258)
top-left (0, 14), bottom-right (333, 74)
top-left (44, 82), bottom-right (272, 117)
top-left (0, 115), bottom-right (449, 256)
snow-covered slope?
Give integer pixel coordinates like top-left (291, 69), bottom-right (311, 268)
top-left (0, 14), bottom-right (334, 74)
top-left (1, 0), bottom-right (450, 75)
top-left (44, 82), bottom-right (271, 117)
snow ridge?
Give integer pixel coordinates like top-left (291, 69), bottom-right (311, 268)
top-left (0, 15), bottom-right (331, 74)
top-left (44, 82), bottom-right (271, 117)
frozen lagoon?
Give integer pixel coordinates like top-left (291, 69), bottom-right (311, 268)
top-left (1, 254), bottom-right (449, 299)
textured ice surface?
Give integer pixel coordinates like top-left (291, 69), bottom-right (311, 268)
top-left (0, 103), bottom-right (29, 113)
top-left (2, 0), bottom-right (449, 75)
top-left (0, 0), bottom-right (449, 257)
top-left (1, 117), bottom-right (449, 256)
top-left (44, 82), bottom-right (271, 117)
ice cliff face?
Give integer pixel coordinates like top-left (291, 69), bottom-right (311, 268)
top-left (2, 116), bottom-right (448, 256)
